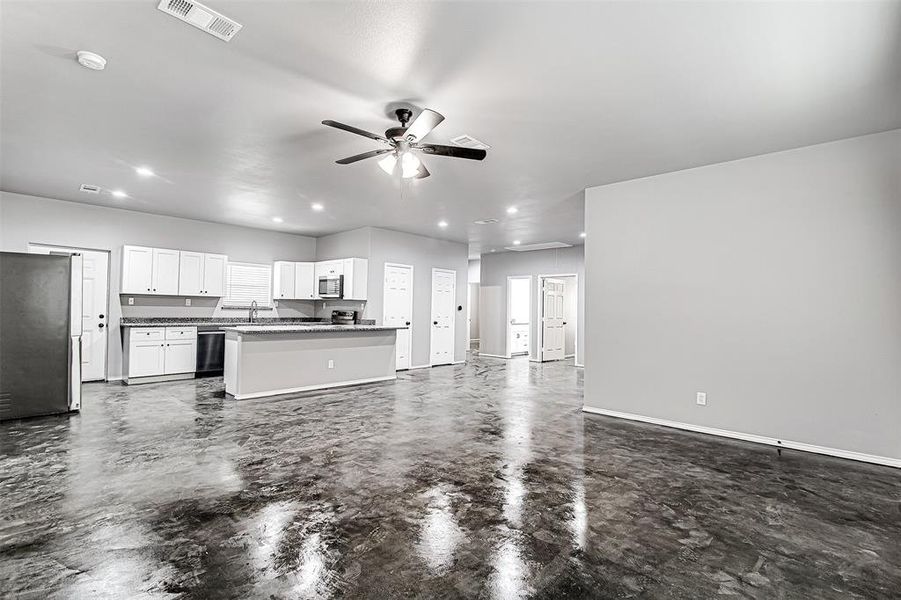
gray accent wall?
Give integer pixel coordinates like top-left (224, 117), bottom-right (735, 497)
top-left (583, 129), bottom-right (901, 460)
top-left (479, 246), bottom-right (585, 361)
top-left (0, 191), bottom-right (317, 379)
top-left (315, 227), bottom-right (469, 367)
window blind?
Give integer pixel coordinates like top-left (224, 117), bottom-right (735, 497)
top-left (224, 262), bottom-right (272, 307)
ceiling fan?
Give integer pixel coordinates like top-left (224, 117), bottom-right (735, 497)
top-left (322, 108), bottom-right (487, 179)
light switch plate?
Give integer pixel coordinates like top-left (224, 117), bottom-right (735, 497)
top-left (185, 298), bottom-right (191, 306)
top-left (128, 297), bottom-right (134, 305)
top-left (696, 392), bottom-right (707, 406)
top-left (328, 359), bottom-right (334, 369)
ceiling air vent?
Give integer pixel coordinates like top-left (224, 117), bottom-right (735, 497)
top-left (79, 184), bottom-right (101, 194)
top-left (450, 134), bottom-right (491, 150)
top-left (504, 242), bottom-right (572, 252)
top-left (157, 0), bottom-right (243, 42)
top-left (473, 218), bottom-right (499, 225)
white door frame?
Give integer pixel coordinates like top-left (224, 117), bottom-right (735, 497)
top-left (537, 273), bottom-right (579, 365)
top-left (429, 267), bottom-right (457, 366)
top-left (28, 243), bottom-right (111, 381)
top-left (383, 262), bottom-right (414, 370)
top-left (505, 275), bottom-right (533, 359)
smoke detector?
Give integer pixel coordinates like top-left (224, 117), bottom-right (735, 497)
top-left (79, 184), bottom-right (101, 194)
top-left (450, 134), bottom-right (491, 150)
top-left (157, 0), bottom-right (243, 42)
top-left (76, 51), bottom-right (107, 71)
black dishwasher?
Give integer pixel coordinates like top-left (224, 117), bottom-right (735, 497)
top-left (196, 329), bottom-right (225, 376)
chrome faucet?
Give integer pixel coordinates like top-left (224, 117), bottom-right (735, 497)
top-left (249, 300), bottom-right (258, 324)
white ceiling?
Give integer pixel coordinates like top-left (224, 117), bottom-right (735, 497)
top-left (2, 1), bottom-right (899, 258)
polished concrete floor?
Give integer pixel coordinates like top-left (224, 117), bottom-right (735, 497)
top-left (1, 357), bottom-right (899, 599)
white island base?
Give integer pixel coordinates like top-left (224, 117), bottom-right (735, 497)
top-left (223, 326), bottom-right (400, 399)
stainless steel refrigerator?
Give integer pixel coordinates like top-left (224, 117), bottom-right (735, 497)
top-left (0, 251), bottom-right (83, 420)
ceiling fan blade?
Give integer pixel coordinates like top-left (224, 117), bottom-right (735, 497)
top-left (322, 120), bottom-right (391, 144)
top-left (335, 148), bottom-right (394, 165)
top-left (413, 162), bottom-right (430, 179)
top-left (415, 144), bottom-right (487, 160)
top-left (403, 109), bottom-right (445, 142)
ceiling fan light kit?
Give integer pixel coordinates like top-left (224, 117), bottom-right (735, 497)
top-left (322, 107), bottom-right (487, 179)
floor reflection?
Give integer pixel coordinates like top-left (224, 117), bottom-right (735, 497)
top-left (416, 485), bottom-right (465, 574)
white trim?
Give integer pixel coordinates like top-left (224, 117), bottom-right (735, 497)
top-left (574, 363), bottom-right (584, 368)
top-left (470, 338), bottom-right (480, 342)
top-left (536, 273), bottom-right (579, 365)
top-left (477, 353), bottom-right (508, 359)
top-left (451, 359), bottom-right (466, 365)
top-left (124, 372), bottom-right (195, 385)
top-left (106, 376), bottom-right (124, 382)
top-left (408, 364), bottom-right (432, 370)
top-left (231, 375), bottom-right (397, 400)
top-left (565, 353), bottom-right (575, 358)
top-left (583, 406), bottom-right (901, 469)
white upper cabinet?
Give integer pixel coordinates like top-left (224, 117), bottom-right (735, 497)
top-left (202, 254), bottom-right (227, 297)
top-left (121, 246), bottom-right (154, 294)
top-left (294, 262), bottom-right (316, 300)
top-left (122, 246), bottom-right (227, 296)
top-left (178, 251), bottom-right (227, 296)
top-left (151, 248), bottom-right (180, 295)
top-left (178, 251), bottom-right (204, 296)
top-left (342, 258), bottom-right (368, 301)
top-left (273, 261), bottom-right (296, 299)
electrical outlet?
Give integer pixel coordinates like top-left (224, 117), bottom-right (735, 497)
top-left (328, 359), bottom-right (334, 369)
top-left (696, 392), bottom-right (707, 406)
top-left (128, 297), bottom-right (134, 305)
top-left (185, 298), bottom-right (191, 306)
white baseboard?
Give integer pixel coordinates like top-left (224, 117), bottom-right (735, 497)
top-left (231, 375), bottom-right (397, 400)
top-left (565, 354), bottom-right (575, 358)
top-left (583, 406), bottom-right (901, 469)
top-left (477, 353), bottom-right (508, 359)
top-left (105, 376), bottom-right (124, 382)
top-left (452, 359), bottom-right (466, 365)
top-left (574, 363), bottom-right (584, 368)
top-left (407, 364), bottom-right (431, 370)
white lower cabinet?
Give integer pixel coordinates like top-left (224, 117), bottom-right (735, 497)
top-left (125, 327), bottom-right (197, 382)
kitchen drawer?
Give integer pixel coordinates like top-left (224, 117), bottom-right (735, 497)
top-left (166, 326), bottom-right (197, 340)
top-left (130, 328), bottom-right (164, 341)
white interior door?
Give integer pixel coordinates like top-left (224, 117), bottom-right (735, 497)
top-left (384, 263), bottom-right (413, 370)
top-left (542, 278), bottom-right (566, 361)
top-left (430, 268), bottom-right (456, 366)
top-left (29, 245), bottom-right (109, 381)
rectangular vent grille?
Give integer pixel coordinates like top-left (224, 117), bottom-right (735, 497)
top-left (505, 242), bottom-right (573, 252)
top-left (157, 0), bottom-right (243, 42)
top-left (450, 134), bottom-right (491, 150)
top-left (79, 184), bottom-right (101, 194)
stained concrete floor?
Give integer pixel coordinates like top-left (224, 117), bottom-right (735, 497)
top-left (1, 357), bottom-right (899, 599)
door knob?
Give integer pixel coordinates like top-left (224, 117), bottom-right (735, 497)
top-left (405, 321), bottom-right (411, 326)
top-left (99, 314), bottom-right (105, 319)
top-left (98, 323), bottom-right (105, 328)
top-left (433, 321), bottom-right (438, 325)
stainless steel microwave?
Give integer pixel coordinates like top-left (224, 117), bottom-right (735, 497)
top-left (318, 275), bottom-right (343, 298)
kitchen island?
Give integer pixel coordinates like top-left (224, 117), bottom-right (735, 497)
top-left (222, 324), bottom-right (403, 399)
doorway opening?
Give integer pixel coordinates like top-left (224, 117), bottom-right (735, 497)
top-left (506, 276), bottom-right (532, 358)
top-left (538, 274), bottom-right (578, 364)
top-left (28, 243), bottom-right (111, 382)
top-left (468, 282), bottom-right (480, 352)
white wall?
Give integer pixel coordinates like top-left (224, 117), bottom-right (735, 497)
top-left (468, 259), bottom-right (481, 283)
top-left (584, 129), bottom-right (901, 462)
top-left (0, 191), bottom-right (317, 379)
top-left (479, 246), bottom-right (585, 362)
top-left (316, 227), bottom-right (469, 367)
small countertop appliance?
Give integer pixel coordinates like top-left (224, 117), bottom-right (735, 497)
top-left (331, 310), bottom-right (358, 325)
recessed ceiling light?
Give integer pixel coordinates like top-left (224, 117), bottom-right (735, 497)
top-left (272, 216), bottom-right (284, 223)
top-left (512, 240), bottom-right (521, 245)
top-left (135, 166), bottom-right (154, 177)
top-left (76, 50), bottom-right (107, 71)
top-left (490, 249), bottom-right (496, 253)
top-left (311, 203), bottom-right (324, 211)
top-left (438, 220), bottom-right (448, 228)
top-left (580, 232), bottom-right (587, 238)
top-left (110, 189), bottom-right (128, 199)
top-left (506, 206), bottom-right (518, 214)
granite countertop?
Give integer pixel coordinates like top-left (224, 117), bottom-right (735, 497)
top-left (120, 317), bottom-right (330, 328)
top-left (221, 324), bottom-right (405, 334)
